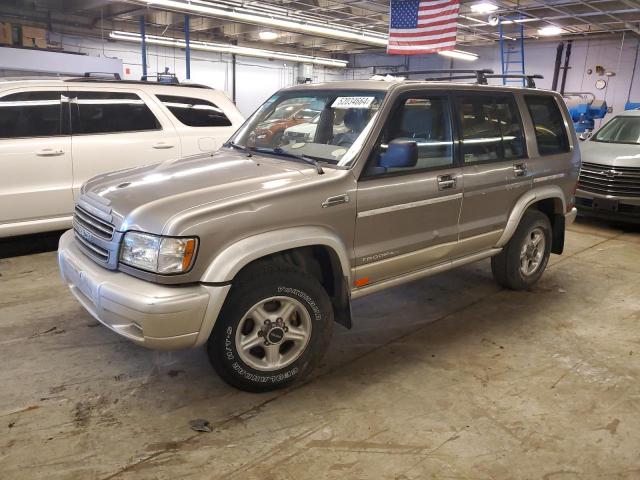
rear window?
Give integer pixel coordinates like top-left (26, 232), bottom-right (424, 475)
top-left (156, 94), bottom-right (232, 127)
top-left (525, 95), bottom-right (570, 155)
top-left (457, 94), bottom-right (525, 164)
top-left (0, 91), bottom-right (63, 139)
top-left (70, 91), bottom-right (161, 135)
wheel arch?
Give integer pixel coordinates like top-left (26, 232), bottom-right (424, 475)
top-left (496, 185), bottom-right (566, 251)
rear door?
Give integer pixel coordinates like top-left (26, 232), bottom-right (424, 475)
top-left (154, 92), bottom-right (241, 155)
top-left (68, 87), bottom-right (180, 199)
top-left (354, 92), bottom-right (462, 287)
top-left (0, 87), bottom-right (73, 234)
top-left (452, 92), bottom-right (531, 257)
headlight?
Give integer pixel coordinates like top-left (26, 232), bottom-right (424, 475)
top-left (119, 232), bottom-right (197, 274)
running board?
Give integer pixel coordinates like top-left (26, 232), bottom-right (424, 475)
top-left (350, 248), bottom-right (502, 300)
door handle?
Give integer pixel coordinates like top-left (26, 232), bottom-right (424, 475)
top-left (152, 142), bottom-right (175, 149)
top-left (322, 194), bottom-right (350, 208)
top-left (36, 148), bottom-right (64, 157)
top-left (513, 163), bottom-right (528, 177)
top-left (437, 174), bottom-right (457, 191)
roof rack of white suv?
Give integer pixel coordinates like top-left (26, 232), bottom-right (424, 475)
top-left (64, 71), bottom-right (213, 89)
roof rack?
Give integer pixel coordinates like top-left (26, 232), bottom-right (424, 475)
top-left (83, 72), bottom-right (122, 80)
top-left (380, 69), bottom-right (542, 88)
top-left (64, 75), bottom-right (213, 89)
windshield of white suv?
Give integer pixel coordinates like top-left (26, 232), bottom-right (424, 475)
top-left (593, 116), bottom-right (640, 145)
top-left (229, 90), bottom-right (386, 166)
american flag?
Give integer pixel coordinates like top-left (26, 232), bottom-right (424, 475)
top-left (387, 0), bottom-right (460, 55)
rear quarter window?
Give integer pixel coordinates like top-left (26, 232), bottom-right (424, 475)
top-left (156, 94), bottom-right (232, 127)
top-left (525, 95), bottom-right (570, 156)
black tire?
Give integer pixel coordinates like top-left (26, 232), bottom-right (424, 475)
top-left (208, 263), bottom-right (333, 392)
top-left (491, 209), bottom-right (552, 290)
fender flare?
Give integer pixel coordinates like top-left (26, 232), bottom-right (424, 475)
top-left (495, 185), bottom-right (566, 248)
top-left (200, 225), bottom-right (352, 283)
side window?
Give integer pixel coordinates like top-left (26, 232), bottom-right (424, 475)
top-left (156, 94), bottom-right (232, 127)
top-left (0, 91), bottom-right (62, 139)
top-left (525, 95), bottom-right (570, 155)
top-left (457, 95), bottom-right (525, 164)
top-left (494, 97), bottom-right (525, 160)
top-left (70, 91), bottom-right (160, 135)
top-left (371, 96), bottom-right (453, 174)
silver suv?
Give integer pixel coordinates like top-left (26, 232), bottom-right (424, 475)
top-left (58, 76), bottom-right (580, 392)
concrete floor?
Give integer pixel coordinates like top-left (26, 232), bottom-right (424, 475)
top-left (1, 218), bottom-right (639, 480)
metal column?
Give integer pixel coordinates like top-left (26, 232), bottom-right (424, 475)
top-left (232, 53), bottom-right (237, 104)
top-left (140, 16), bottom-right (147, 78)
top-left (184, 14), bottom-right (190, 80)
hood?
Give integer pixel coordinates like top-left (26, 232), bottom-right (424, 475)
top-left (580, 140), bottom-right (640, 168)
top-left (82, 150), bottom-right (311, 234)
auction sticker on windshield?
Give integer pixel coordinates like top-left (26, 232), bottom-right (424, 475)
top-left (332, 96), bottom-right (375, 109)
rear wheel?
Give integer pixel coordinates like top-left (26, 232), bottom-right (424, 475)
top-left (491, 209), bottom-right (552, 290)
top-left (208, 263), bottom-right (333, 392)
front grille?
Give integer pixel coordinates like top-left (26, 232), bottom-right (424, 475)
top-left (74, 206), bottom-right (114, 240)
top-left (578, 162), bottom-right (640, 197)
top-left (74, 229), bottom-right (109, 262)
top-left (72, 193), bottom-right (122, 270)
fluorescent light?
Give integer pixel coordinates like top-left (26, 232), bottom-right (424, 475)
top-left (501, 18), bottom-right (538, 24)
top-left (470, 2), bottom-right (498, 14)
top-left (258, 31), bottom-right (279, 41)
top-left (138, 0), bottom-right (388, 47)
top-left (109, 31), bottom-right (348, 68)
top-left (438, 49), bottom-right (479, 61)
top-left (538, 26), bottom-right (565, 36)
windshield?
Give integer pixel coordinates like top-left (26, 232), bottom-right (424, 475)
top-left (229, 89), bottom-right (386, 166)
top-left (593, 116), bottom-right (640, 145)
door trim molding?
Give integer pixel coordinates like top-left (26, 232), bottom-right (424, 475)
top-left (351, 247), bottom-right (501, 299)
top-left (357, 192), bottom-right (463, 219)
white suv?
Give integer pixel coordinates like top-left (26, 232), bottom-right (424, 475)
top-left (0, 76), bottom-right (244, 237)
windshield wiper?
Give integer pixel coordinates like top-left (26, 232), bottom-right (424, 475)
top-left (223, 141), bottom-right (253, 157)
top-left (257, 147), bottom-right (324, 174)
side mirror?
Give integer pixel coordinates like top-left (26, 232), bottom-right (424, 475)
top-left (579, 131), bottom-right (594, 141)
top-left (379, 139), bottom-right (418, 169)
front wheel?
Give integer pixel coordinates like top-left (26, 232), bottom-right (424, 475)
top-left (208, 263), bottom-right (333, 392)
top-left (491, 209), bottom-right (552, 290)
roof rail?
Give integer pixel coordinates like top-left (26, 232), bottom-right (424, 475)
top-left (383, 69), bottom-right (494, 84)
top-left (379, 68), bottom-right (542, 88)
top-left (64, 77), bottom-right (213, 89)
top-left (83, 72), bottom-right (122, 80)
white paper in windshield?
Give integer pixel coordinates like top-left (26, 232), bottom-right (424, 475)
top-left (332, 96), bottom-right (375, 109)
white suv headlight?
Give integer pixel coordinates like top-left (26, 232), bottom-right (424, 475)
top-left (120, 232), bottom-right (197, 274)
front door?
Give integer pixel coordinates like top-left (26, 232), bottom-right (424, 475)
top-left (354, 93), bottom-right (462, 288)
top-left (0, 87), bottom-right (73, 233)
top-left (453, 93), bottom-right (532, 257)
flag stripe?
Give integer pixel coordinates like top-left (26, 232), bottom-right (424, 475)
top-left (389, 28), bottom-right (458, 43)
top-left (388, 0), bottom-right (459, 55)
top-left (390, 14), bottom-right (459, 33)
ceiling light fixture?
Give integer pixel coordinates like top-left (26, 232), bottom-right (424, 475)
top-left (109, 31), bottom-right (348, 68)
top-left (258, 31), bottom-right (279, 41)
top-left (538, 26), bottom-right (565, 36)
top-left (500, 18), bottom-right (538, 24)
top-left (470, 2), bottom-right (499, 14)
top-left (438, 49), bottom-right (479, 61)
top-left (138, 0), bottom-right (388, 47)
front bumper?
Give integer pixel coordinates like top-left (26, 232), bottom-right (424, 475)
top-left (58, 230), bottom-right (230, 350)
top-left (565, 207), bottom-right (577, 226)
top-left (575, 189), bottom-right (640, 223)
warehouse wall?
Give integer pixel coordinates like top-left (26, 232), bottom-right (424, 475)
top-left (27, 33), bottom-right (347, 117)
top-left (348, 35), bottom-right (640, 123)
